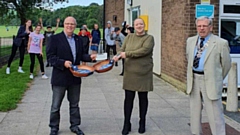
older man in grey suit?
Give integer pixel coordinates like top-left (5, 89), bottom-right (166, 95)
top-left (186, 16), bottom-right (231, 135)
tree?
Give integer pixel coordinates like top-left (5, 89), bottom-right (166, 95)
top-left (0, 0), bottom-right (68, 25)
top-left (0, 1), bottom-right (104, 28)
top-left (0, 0), bottom-right (42, 25)
top-left (86, 18), bottom-right (99, 29)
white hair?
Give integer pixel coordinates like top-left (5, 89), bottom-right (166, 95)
top-left (195, 16), bottom-right (213, 26)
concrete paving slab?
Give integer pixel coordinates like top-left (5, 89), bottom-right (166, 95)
top-left (0, 62), bottom-right (239, 135)
top-left (0, 112), bottom-right (7, 123)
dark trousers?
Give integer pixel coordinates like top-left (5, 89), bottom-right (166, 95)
top-left (124, 90), bottom-right (148, 124)
top-left (106, 44), bottom-right (116, 59)
top-left (29, 53), bottom-right (44, 73)
top-left (49, 85), bottom-right (81, 131)
top-left (7, 44), bottom-right (25, 67)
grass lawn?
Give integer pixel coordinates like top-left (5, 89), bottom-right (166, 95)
top-left (0, 25), bottom-right (103, 38)
top-left (0, 46), bottom-right (12, 57)
top-left (0, 47), bottom-right (46, 111)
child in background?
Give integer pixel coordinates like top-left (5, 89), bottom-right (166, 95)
top-left (39, 18), bottom-right (60, 67)
top-left (79, 26), bottom-right (90, 65)
top-left (27, 25), bottom-right (48, 79)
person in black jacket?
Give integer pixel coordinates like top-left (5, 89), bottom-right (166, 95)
top-left (79, 26), bottom-right (90, 65)
top-left (47, 16), bottom-right (96, 135)
top-left (6, 19), bottom-right (33, 74)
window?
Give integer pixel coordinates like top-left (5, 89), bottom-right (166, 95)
top-left (128, 6), bottom-right (140, 26)
top-left (224, 5), bottom-right (240, 14)
top-left (221, 20), bottom-right (240, 53)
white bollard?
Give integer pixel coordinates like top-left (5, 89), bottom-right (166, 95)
top-left (226, 62), bottom-right (238, 112)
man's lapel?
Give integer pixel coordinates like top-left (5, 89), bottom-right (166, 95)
top-left (74, 34), bottom-right (79, 55)
top-left (204, 34), bottom-right (216, 64)
top-left (189, 36), bottom-right (198, 66)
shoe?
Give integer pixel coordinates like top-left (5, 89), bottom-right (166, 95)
top-left (6, 67), bottom-right (10, 74)
top-left (122, 123), bottom-right (131, 135)
top-left (42, 74), bottom-right (48, 79)
top-left (71, 128), bottom-right (85, 135)
top-left (29, 74), bottom-right (34, 79)
top-left (18, 69), bottom-right (25, 73)
top-left (115, 62), bottom-right (118, 67)
top-left (49, 130), bottom-right (58, 135)
top-left (138, 119), bottom-right (146, 134)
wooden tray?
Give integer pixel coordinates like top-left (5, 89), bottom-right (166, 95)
top-left (93, 59), bottom-right (114, 73)
top-left (69, 65), bottom-right (95, 77)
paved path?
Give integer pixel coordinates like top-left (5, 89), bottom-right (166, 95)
top-left (0, 62), bottom-right (240, 135)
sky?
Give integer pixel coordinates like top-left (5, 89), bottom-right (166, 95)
top-left (53, 0), bottom-right (103, 9)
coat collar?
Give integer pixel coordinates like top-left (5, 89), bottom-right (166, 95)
top-left (188, 34), bottom-right (216, 65)
top-left (204, 34), bottom-right (216, 63)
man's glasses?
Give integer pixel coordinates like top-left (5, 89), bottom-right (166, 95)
top-left (64, 23), bottom-right (76, 26)
top-left (197, 25), bottom-right (209, 28)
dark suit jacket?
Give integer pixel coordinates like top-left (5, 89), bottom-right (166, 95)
top-left (47, 32), bottom-right (92, 86)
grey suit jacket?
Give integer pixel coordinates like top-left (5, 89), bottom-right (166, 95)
top-left (186, 34), bottom-right (231, 100)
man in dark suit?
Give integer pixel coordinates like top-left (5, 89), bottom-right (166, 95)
top-left (47, 16), bottom-right (96, 135)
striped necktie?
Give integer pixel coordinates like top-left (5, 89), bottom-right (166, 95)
top-left (193, 38), bottom-right (205, 68)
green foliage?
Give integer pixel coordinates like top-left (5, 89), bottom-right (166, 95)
top-left (86, 19), bottom-right (99, 30)
top-left (40, 5), bottom-right (104, 29)
top-left (0, 1), bottom-right (103, 28)
top-left (0, 0), bottom-right (42, 25)
top-left (0, 46), bottom-right (46, 111)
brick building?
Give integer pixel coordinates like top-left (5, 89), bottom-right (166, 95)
top-left (105, 0), bottom-right (240, 92)
top-left (161, 0), bottom-right (220, 91)
top-left (104, 0), bottom-right (125, 27)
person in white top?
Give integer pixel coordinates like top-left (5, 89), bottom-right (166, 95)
top-left (27, 25), bottom-right (48, 79)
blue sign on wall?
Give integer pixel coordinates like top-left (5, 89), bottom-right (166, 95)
top-left (195, 4), bottom-right (214, 18)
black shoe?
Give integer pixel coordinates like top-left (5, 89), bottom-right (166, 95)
top-left (49, 130), bottom-right (58, 135)
top-left (122, 123), bottom-right (131, 135)
top-left (71, 128), bottom-right (85, 135)
top-left (138, 120), bottom-right (146, 134)
top-left (115, 62), bottom-right (118, 67)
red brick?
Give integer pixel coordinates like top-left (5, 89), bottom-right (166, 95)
top-left (105, 0), bottom-right (125, 27)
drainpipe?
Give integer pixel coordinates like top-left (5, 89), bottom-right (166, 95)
top-left (103, 0), bottom-right (106, 52)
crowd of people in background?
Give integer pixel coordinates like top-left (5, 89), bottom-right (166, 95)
top-left (5, 17), bottom-right (134, 79)
top-left (3, 15), bottom-right (231, 135)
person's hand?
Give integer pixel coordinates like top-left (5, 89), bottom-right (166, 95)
top-left (27, 47), bottom-right (30, 53)
top-left (112, 55), bottom-right (119, 62)
top-left (111, 31), bottom-right (114, 34)
top-left (56, 18), bottom-right (60, 23)
top-left (26, 30), bottom-right (30, 34)
top-left (40, 52), bottom-right (43, 56)
top-left (126, 24), bottom-right (129, 28)
top-left (64, 61), bottom-right (72, 68)
top-left (39, 18), bottom-right (42, 23)
top-left (90, 54), bottom-right (97, 60)
top-left (120, 52), bottom-right (126, 58)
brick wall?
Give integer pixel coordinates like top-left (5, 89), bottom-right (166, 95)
top-left (105, 0), bottom-right (125, 27)
top-left (161, 0), bottom-right (220, 92)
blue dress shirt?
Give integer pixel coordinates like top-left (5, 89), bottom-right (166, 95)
top-left (64, 33), bottom-right (76, 62)
top-left (193, 34), bottom-right (211, 72)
